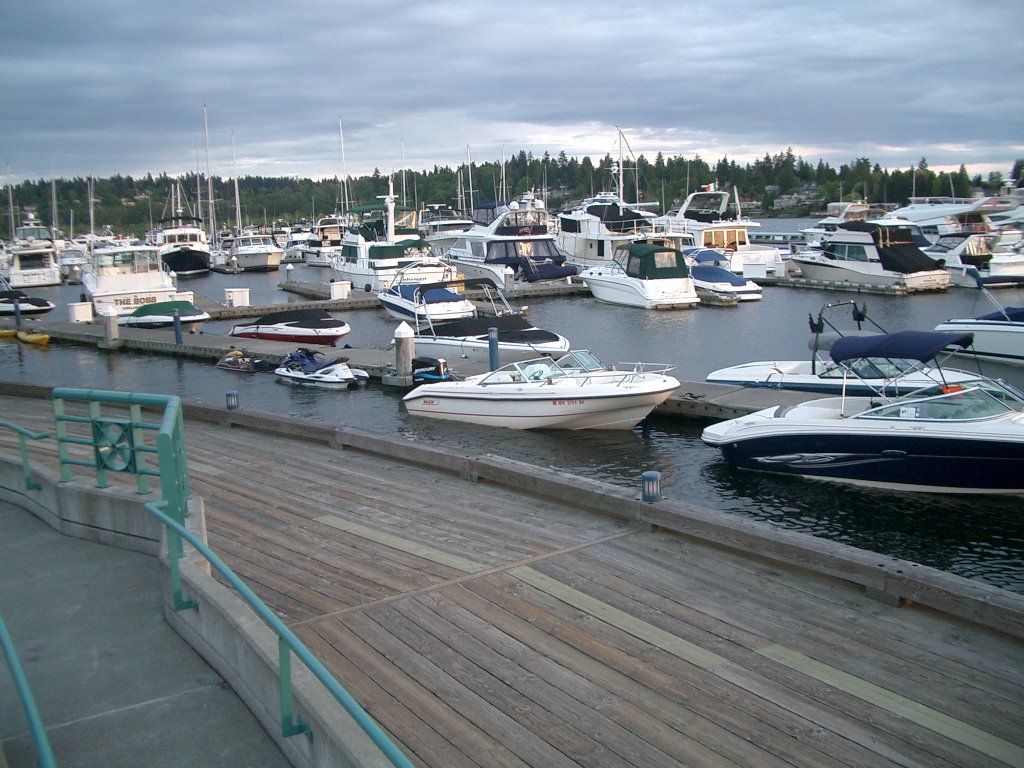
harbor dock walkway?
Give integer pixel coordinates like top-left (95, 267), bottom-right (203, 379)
top-left (1, 387), bottom-right (1022, 767)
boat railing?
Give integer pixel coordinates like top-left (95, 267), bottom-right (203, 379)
top-left (46, 388), bottom-right (415, 767)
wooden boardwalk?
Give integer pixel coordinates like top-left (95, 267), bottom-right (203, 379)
top-left (3, 391), bottom-right (1023, 768)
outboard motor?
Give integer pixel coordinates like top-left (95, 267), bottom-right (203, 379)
top-left (411, 357), bottom-right (450, 383)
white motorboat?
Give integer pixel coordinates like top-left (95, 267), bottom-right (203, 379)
top-left (790, 221), bottom-right (951, 291)
top-left (118, 300), bottom-right (209, 332)
top-left (934, 273), bottom-right (1024, 366)
top-left (682, 248), bottom-right (763, 301)
top-left (0, 277), bottom-right (55, 317)
top-left (707, 300), bottom-right (980, 394)
top-left (577, 241), bottom-right (699, 309)
top-left (81, 245), bottom-right (179, 317)
top-left (922, 232), bottom-right (1024, 288)
top-left (556, 192), bottom-right (662, 267)
top-left (230, 308), bottom-right (352, 345)
top-left (282, 228), bottom-right (315, 262)
top-left (408, 284), bottom-right (570, 363)
top-left (218, 232), bottom-right (284, 272)
top-left (655, 187), bottom-right (787, 278)
top-left (444, 190), bottom-right (578, 287)
top-left (303, 215), bottom-right (347, 267)
top-left (378, 270), bottom-right (477, 325)
top-left (6, 212), bottom-right (62, 288)
top-left (273, 348), bottom-right (369, 389)
top-left (418, 203), bottom-right (473, 256)
top-left (702, 330), bottom-right (1024, 494)
top-left (331, 179), bottom-right (453, 292)
top-left (882, 196), bottom-right (1015, 243)
top-left (57, 248), bottom-right (89, 284)
top-left (403, 349), bottom-right (680, 430)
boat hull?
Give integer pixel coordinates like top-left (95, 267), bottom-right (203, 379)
top-left (935, 318), bottom-right (1024, 365)
top-left (404, 383), bottom-right (678, 430)
top-left (161, 248), bottom-right (211, 277)
top-left (704, 425), bottom-right (1024, 494)
top-left (792, 256), bottom-right (950, 290)
top-left (579, 274), bottom-right (699, 310)
top-left (231, 327), bottom-right (350, 345)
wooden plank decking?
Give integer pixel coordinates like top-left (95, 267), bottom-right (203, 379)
top-left (2, 391), bottom-right (1023, 768)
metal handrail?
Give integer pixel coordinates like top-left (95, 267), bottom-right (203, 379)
top-left (1, 610), bottom-right (57, 768)
top-left (143, 499), bottom-right (414, 768)
top-left (0, 419), bottom-right (49, 490)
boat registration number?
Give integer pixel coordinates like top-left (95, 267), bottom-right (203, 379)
top-left (552, 399), bottom-right (584, 406)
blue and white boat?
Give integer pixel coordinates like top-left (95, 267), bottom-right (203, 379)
top-left (682, 248), bottom-right (762, 301)
top-left (378, 270), bottom-right (477, 325)
top-left (702, 330), bottom-right (1024, 494)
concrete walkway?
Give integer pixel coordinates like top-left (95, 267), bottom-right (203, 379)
top-left (0, 501), bottom-right (290, 768)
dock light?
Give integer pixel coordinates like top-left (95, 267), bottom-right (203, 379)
top-left (226, 390), bottom-right (239, 410)
top-left (641, 471), bottom-right (662, 502)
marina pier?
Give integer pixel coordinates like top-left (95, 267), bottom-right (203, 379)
top-left (1, 385), bottom-right (1022, 767)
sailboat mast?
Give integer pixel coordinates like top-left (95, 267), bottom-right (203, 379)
top-left (6, 163), bottom-right (15, 240)
top-left (232, 131), bottom-right (242, 232)
top-left (338, 118), bottom-right (349, 215)
top-left (203, 105), bottom-right (216, 240)
top-left (467, 146), bottom-right (475, 212)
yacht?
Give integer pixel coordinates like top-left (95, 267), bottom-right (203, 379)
top-left (218, 231), bottom-right (283, 272)
top-left (922, 232), bottom-right (1024, 288)
top-left (5, 212), bottom-right (62, 288)
top-left (800, 200), bottom-right (886, 248)
top-left (331, 180), bottom-right (453, 293)
top-left (556, 192), bottom-right (661, 267)
top-left (655, 187), bottom-right (787, 278)
top-left (303, 214), bottom-right (348, 267)
top-left (81, 244), bottom-right (179, 317)
top-left (444, 191), bottom-right (578, 287)
top-left (418, 203), bottom-right (473, 256)
top-left (790, 221), bottom-right (951, 291)
top-left (882, 196), bottom-right (1015, 243)
top-left (151, 182), bottom-right (211, 277)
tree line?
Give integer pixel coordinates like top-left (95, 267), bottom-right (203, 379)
top-left (7, 149), bottom-right (1022, 239)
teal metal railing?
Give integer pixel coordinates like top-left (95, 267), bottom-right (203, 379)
top-left (0, 611), bottom-right (57, 768)
top-left (1, 420), bottom-right (55, 766)
top-left (48, 388), bottom-right (413, 767)
top-left (0, 419), bottom-right (49, 490)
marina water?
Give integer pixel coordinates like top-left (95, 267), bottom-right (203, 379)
top-left (4, 219), bottom-right (1023, 593)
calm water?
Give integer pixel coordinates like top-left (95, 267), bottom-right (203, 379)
top-left (4, 234), bottom-right (1024, 593)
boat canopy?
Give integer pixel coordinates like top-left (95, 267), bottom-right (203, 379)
top-left (829, 330), bottom-right (974, 364)
top-left (682, 247), bottom-right (728, 264)
top-left (839, 221), bottom-right (945, 273)
top-left (251, 308), bottom-right (343, 328)
top-left (614, 243), bottom-right (689, 279)
top-left (978, 306), bottom-right (1024, 322)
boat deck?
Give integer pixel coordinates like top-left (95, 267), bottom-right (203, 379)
top-left (2, 390), bottom-right (1022, 767)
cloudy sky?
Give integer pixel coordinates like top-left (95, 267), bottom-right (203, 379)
top-left (3, 1), bottom-right (1022, 186)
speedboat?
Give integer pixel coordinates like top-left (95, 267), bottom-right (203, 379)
top-left (408, 284), bottom-right (570, 363)
top-left (790, 221), bottom-right (950, 291)
top-left (118, 300), bottom-right (210, 331)
top-left (922, 232), bottom-right (1024, 288)
top-left (682, 248), bottom-right (763, 301)
top-left (707, 301), bottom-right (980, 395)
top-left (577, 241), bottom-right (700, 309)
top-left (274, 348), bottom-right (369, 389)
top-left (230, 308), bottom-right (351, 345)
top-left (378, 269), bottom-right (477, 325)
top-left (0, 278), bottom-right (56, 317)
top-left (702, 330), bottom-right (1024, 494)
top-left (82, 245), bottom-right (180, 317)
top-left (403, 349), bottom-right (680, 430)
top-left (934, 272), bottom-right (1024, 366)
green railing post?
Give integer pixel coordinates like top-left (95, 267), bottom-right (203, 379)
top-left (0, 421), bottom-right (49, 491)
top-left (1, 611), bottom-right (58, 768)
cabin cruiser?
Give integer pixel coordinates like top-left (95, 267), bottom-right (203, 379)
top-left (702, 330), bottom-right (1024, 494)
top-left (799, 200), bottom-right (886, 248)
top-left (82, 245), bottom-right (179, 318)
top-left (230, 308), bottom-right (352, 345)
top-left (789, 221), bottom-right (950, 291)
top-left (655, 188), bottom-right (787, 278)
top-left (444, 191), bottom-right (578, 287)
top-left (303, 214), bottom-right (348, 267)
top-left (556, 192), bottom-right (662, 267)
top-left (577, 241), bottom-right (699, 309)
top-left (331, 180), bottom-right (453, 292)
top-left (418, 203), bottom-right (473, 256)
top-left (151, 183), bottom-right (211, 277)
top-left (6, 213), bottom-right (62, 288)
top-left (882, 196), bottom-right (1015, 244)
top-left (682, 248), bottom-right (763, 301)
top-left (217, 231), bottom-right (284, 272)
top-left (403, 349), bottom-right (680, 430)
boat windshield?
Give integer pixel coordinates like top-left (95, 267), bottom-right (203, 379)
top-left (829, 356), bottom-right (922, 380)
top-left (857, 379), bottom-right (1024, 421)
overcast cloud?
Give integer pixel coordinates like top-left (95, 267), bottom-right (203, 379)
top-left (2, 0), bottom-right (1022, 185)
